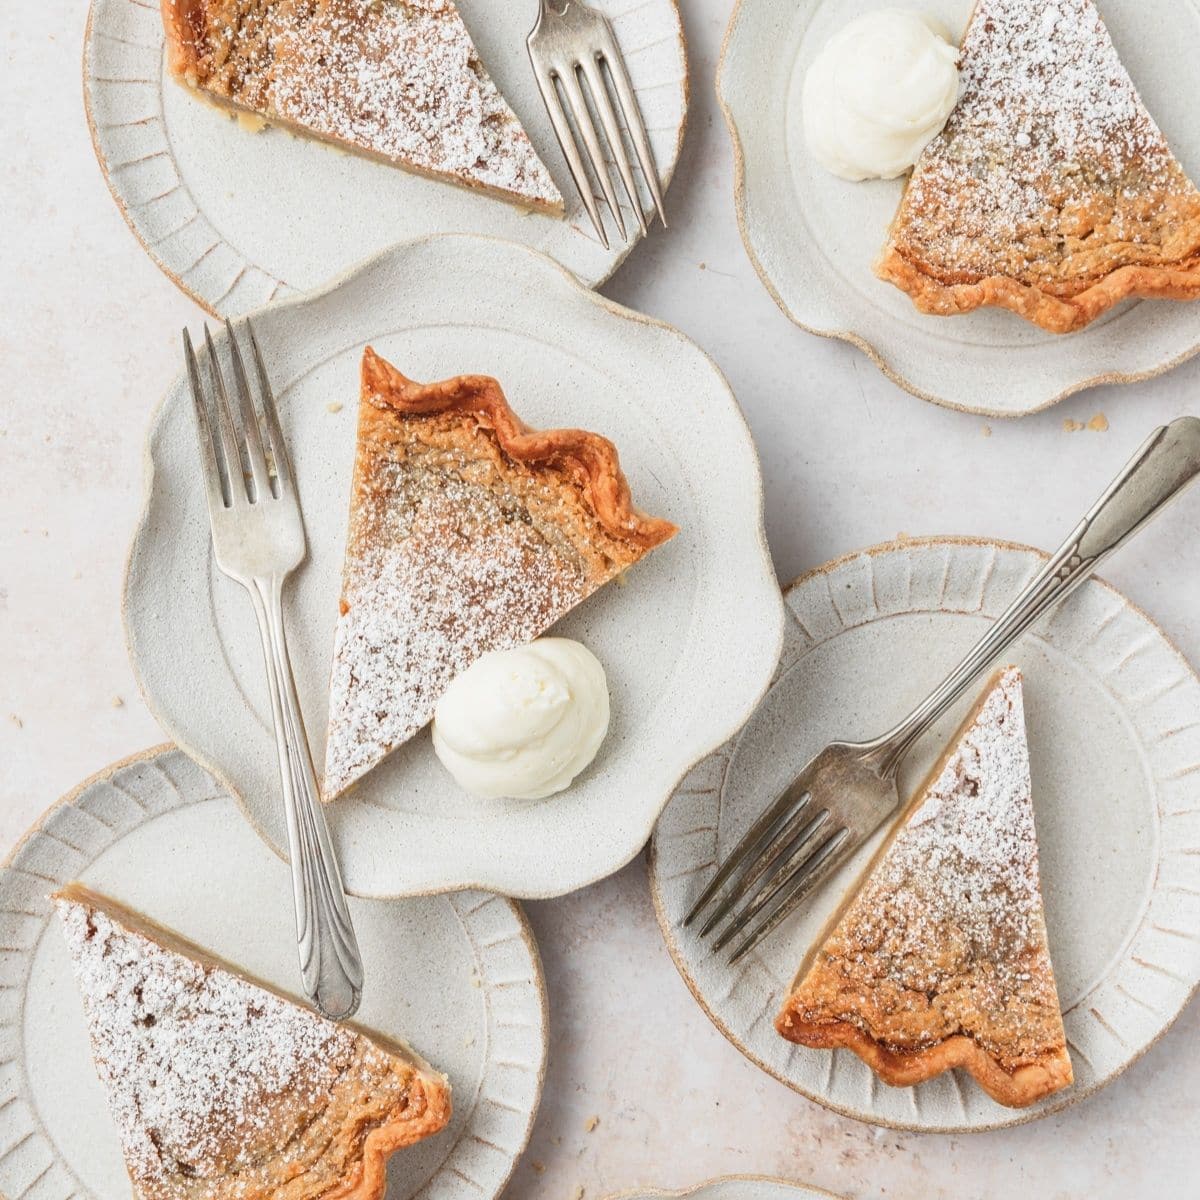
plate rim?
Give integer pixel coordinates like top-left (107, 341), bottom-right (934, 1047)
top-left (649, 532), bottom-right (1200, 1134)
top-left (714, 0), bottom-right (1200, 419)
top-left (120, 231), bottom-right (785, 901)
top-left (0, 742), bottom-right (549, 1200)
top-left (600, 1174), bottom-right (846, 1200)
top-left (81, 0), bottom-right (691, 315)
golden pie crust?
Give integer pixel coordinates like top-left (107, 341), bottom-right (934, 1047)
top-left (777, 668), bottom-right (1073, 1109)
top-left (322, 347), bottom-right (677, 799)
top-left (877, 0), bottom-right (1200, 333)
top-left (55, 883), bottom-right (450, 1200)
top-left (159, 0), bottom-right (563, 213)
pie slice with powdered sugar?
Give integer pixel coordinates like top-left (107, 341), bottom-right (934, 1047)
top-left (776, 667), bottom-right (1073, 1109)
top-left (321, 347), bottom-right (678, 801)
top-left (876, 0), bottom-right (1200, 333)
top-left (160, 0), bottom-right (563, 214)
top-left (55, 884), bottom-right (451, 1200)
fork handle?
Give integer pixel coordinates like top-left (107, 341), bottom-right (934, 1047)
top-left (878, 416), bottom-right (1200, 772)
top-left (248, 577), bottom-right (364, 1020)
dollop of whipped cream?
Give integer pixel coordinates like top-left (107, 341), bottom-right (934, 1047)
top-left (803, 9), bottom-right (960, 181)
top-left (432, 639), bottom-right (610, 801)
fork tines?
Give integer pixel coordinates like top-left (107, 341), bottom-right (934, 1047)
top-left (528, 3), bottom-right (666, 250)
top-left (684, 777), bottom-right (854, 966)
top-left (183, 320), bottom-right (291, 509)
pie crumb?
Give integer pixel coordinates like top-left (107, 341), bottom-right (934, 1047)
top-left (981, 424), bottom-right (992, 437)
top-left (584, 1115), bottom-right (599, 1132)
top-left (530, 1161), bottom-right (546, 1174)
top-left (327, 402), bottom-right (344, 414)
top-left (1088, 413), bottom-right (1109, 432)
top-left (1063, 418), bottom-right (1084, 433)
top-left (8, 714), bottom-right (23, 729)
top-left (112, 696), bottom-right (124, 708)
top-left (572, 1188), bottom-right (585, 1200)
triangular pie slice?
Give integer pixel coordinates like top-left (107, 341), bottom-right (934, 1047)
top-left (876, 0), bottom-right (1200, 333)
top-left (55, 884), bottom-right (451, 1200)
top-left (776, 667), bottom-right (1073, 1109)
top-left (322, 347), bottom-right (678, 800)
top-left (161, 0), bottom-right (564, 214)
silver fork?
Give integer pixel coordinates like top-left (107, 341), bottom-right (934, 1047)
top-left (528, 0), bottom-right (666, 250)
top-left (184, 320), bottom-right (363, 1020)
top-left (688, 416), bottom-right (1200, 965)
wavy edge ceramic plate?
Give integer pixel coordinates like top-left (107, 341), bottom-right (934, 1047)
top-left (651, 536), bottom-right (1200, 1132)
top-left (717, 0), bottom-right (1200, 417)
top-left (83, 0), bottom-right (688, 315)
top-left (0, 744), bottom-right (547, 1200)
top-left (123, 233), bottom-right (785, 900)
top-left (603, 1176), bottom-right (845, 1200)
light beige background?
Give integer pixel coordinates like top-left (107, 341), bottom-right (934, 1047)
top-left (3, 2), bottom-right (1199, 1198)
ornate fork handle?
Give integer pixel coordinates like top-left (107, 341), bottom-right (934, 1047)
top-left (247, 575), bottom-right (363, 1021)
top-left (878, 415), bottom-right (1200, 774)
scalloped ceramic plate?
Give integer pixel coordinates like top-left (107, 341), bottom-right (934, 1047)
top-left (123, 234), bottom-right (784, 900)
top-left (0, 746), bottom-right (546, 1200)
top-left (83, 0), bottom-right (688, 315)
top-left (718, 0), bottom-right (1200, 417)
top-left (605, 1178), bottom-right (843, 1200)
top-left (652, 537), bottom-right (1200, 1132)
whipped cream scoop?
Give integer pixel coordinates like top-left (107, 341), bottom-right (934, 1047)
top-left (803, 8), bottom-right (960, 181)
top-left (432, 639), bottom-right (610, 801)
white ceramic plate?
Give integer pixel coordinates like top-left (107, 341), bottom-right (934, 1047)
top-left (0, 745), bottom-right (546, 1200)
top-left (84, 0), bottom-right (688, 314)
top-left (651, 537), bottom-right (1200, 1132)
top-left (605, 1177), bottom-right (843, 1200)
top-left (718, 0), bottom-right (1200, 417)
top-left (123, 234), bottom-right (784, 900)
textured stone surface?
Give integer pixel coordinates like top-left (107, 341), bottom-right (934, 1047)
top-left (3, 2), bottom-right (1200, 1197)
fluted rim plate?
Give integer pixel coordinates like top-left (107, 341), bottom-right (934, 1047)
top-left (652, 536), bottom-right (1200, 1132)
top-left (84, 0), bottom-right (689, 314)
top-left (0, 745), bottom-right (547, 1200)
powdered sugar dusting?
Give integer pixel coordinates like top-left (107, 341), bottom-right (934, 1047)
top-left (324, 452), bottom-right (589, 798)
top-left (186, 0), bottom-right (561, 207)
top-left (55, 896), bottom-right (408, 1199)
top-left (794, 669), bottom-right (1065, 1063)
top-left (868, 667), bottom-right (1042, 971)
top-left (894, 0), bottom-right (1200, 280)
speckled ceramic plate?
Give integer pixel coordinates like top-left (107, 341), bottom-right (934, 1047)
top-left (83, 0), bottom-right (688, 314)
top-left (718, 0), bottom-right (1200, 417)
top-left (0, 745), bottom-right (546, 1200)
top-left (651, 536), bottom-right (1200, 1132)
top-left (604, 1177), bottom-right (844, 1200)
top-left (123, 234), bottom-right (784, 900)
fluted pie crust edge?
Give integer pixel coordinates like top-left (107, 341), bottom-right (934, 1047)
top-left (360, 347), bottom-right (679, 554)
top-left (876, 249), bottom-right (1200, 336)
top-left (55, 883), bottom-right (452, 1200)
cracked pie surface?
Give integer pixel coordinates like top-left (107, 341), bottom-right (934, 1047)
top-left (322, 348), bottom-right (677, 800)
top-left (160, 0), bottom-right (563, 212)
top-left (55, 884), bottom-right (451, 1200)
top-left (877, 0), bottom-right (1200, 333)
top-left (777, 668), bottom-right (1073, 1109)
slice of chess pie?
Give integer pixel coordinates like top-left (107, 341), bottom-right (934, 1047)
top-left (322, 347), bottom-right (678, 800)
top-left (876, 0), bottom-right (1200, 333)
top-left (55, 884), bottom-right (451, 1200)
top-left (160, 0), bottom-right (563, 213)
top-left (777, 667), bottom-right (1073, 1109)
